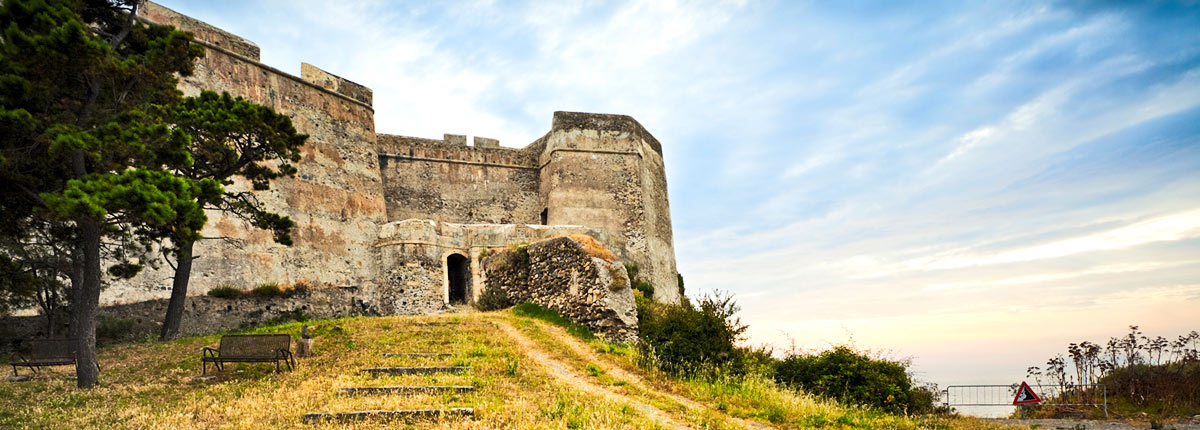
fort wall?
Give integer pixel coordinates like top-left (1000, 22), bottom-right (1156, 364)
top-left (105, 3), bottom-right (387, 306)
top-left (376, 134), bottom-right (541, 225)
top-left (91, 3), bottom-right (678, 317)
top-left (539, 112), bottom-right (679, 303)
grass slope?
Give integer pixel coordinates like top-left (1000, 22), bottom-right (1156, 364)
top-left (0, 312), bottom-right (1026, 429)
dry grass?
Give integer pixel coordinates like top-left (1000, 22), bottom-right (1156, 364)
top-left (563, 233), bottom-right (618, 262)
top-left (0, 315), bottom-right (662, 429)
top-left (0, 311), bottom-right (1030, 429)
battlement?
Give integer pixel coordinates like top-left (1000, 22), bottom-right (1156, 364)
top-left (301, 63), bottom-right (373, 106)
top-left (551, 111), bottom-right (662, 156)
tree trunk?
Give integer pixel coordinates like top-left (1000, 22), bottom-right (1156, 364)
top-left (68, 240), bottom-right (84, 340)
top-left (73, 219), bottom-right (102, 388)
top-left (159, 238), bottom-right (194, 340)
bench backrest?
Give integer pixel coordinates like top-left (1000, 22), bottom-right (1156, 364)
top-left (218, 334), bottom-right (291, 357)
top-left (28, 339), bottom-right (76, 361)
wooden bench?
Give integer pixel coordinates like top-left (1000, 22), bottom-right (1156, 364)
top-left (9, 339), bottom-right (78, 376)
top-left (201, 334), bottom-right (295, 375)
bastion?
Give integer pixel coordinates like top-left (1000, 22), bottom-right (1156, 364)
top-left (62, 2), bottom-right (680, 336)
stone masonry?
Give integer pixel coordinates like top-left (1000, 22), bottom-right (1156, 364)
top-left (17, 3), bottom-right (680, 336)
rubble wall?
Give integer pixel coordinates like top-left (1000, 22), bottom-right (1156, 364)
top-left (482, 236), bottom-right (638, 343)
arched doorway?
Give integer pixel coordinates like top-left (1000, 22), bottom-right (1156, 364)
top-left (447, 253), bottom-right (470, 305)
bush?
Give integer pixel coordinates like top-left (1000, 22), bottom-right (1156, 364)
top-left (774, 345), bottom-right (935, 414)
top-left (96, 315), bottom-right (135, 345)
top-left (206, 285), bottom-right (242, 299)
top-left (250, 283), bottom-right (285, 298)
top-left (475, 286), bottom-right (514, 311)
top-left (624, 263), bottom-right (655, 297)
top-left (636, 291), bottom-right (747, 377)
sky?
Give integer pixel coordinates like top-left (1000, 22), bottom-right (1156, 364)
top-left (157, 0), bottom-right (1200, 394)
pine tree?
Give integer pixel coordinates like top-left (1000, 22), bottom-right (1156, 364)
top-left (0, 0), bottom-right (208, 388)
top-left (156, 90), bottom-right (306, 340)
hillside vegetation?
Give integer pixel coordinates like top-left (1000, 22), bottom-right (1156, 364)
top-left (0, 310), bottom-right (1024, 429)
top-left (1024, 326), bottom-right (1200, 419)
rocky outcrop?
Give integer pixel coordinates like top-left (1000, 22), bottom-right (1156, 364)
top-left (483, 237), bottom-right (638, 343)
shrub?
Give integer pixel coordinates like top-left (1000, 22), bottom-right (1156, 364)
top-left (624, 263), bottom-right (655, 297)
top-left (206, 285), bottom-right (242, 299)
top-left (251, 283), bottom-right (285, 298)
top-left (475, 286), bottom-right (514, 311)
top-left (773, 345), bottom-right (935, 414)
top-left (636, 291), bottom-right (747, 377)
top-left (96, 315), bottom-right (135, 345)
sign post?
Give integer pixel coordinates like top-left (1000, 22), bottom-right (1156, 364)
top-left (1013, 381), bottom-right (1042, 418)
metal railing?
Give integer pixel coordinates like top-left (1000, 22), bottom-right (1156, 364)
top-left (943, 384), bottom-right (1108, 419)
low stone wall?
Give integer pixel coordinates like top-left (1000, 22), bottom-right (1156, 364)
top-left (484, 236), bottom-right (637, 342)
top-left (1, 287), bottom-right (370, 344)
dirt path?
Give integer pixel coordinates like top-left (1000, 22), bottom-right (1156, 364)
top-left (496, 319), bottom-right (776, 430)
top-left (546, 323), bottom-right (776, 430)
top-left (495, 321), bottom-right (691, 429)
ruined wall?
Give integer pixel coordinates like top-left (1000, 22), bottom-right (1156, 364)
top-left (539, 112), bottom-right (679, 303)
top-left (2, 287), bottom-right (369, 342)
top-left (483, 237), bottom-right (637, 343)
top-left (105, 3), bottom-right (386, 305)
top-left (373, 220), bottom-right (619, 311)
top-left (377, 134), bottom-right (541, 224)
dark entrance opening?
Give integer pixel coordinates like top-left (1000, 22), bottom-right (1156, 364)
top-left (447, 254), bottom-right (470, 305)
top-left (540, 208), bottom-right (548, 225)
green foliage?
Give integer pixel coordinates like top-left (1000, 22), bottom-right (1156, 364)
top-left (0, 254), bottom-right (37, 316)
top-left (636, 291), bottom-right (748, 377)
top-left (250, 283), bottom-right (284, 298)
top-left (206, 286), bottom-right (242, 299)
top-left (632, 279), bottom-right (655, 298)
top-left (677, 272), bottom-right (685, 297)
top-left (773, 345), bottom-right (934, 414)
top-left (475, 286), bottom-right (514, 311)
top-left (0, 0), bottom-right (212, 386)
top-left (512, 302), bottom-right (595, 340)
top-left (95, 315), bottom-right (135, 345)
top-left (263, 309), bottom-right (308, 326)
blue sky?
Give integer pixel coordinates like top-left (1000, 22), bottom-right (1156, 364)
top-left (159, 0), bottom-right (1200, 388)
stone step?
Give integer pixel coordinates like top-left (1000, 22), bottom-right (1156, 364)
top-left (382, 352), bottom-right (454, 358)
top-left (338, 385), bottom-right (475, 395)
top-left (303, 408), bottom-right (473, 423)
top-left (360, 366), bottom-right (470, 376)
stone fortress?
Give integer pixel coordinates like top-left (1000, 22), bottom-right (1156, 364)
top-left (93, 3), bottom-right (679, 336)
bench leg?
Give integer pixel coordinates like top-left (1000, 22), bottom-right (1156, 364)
top-left (10, 365), bottom-right (15, 377)
top-left (203, 361), bottom-right (207, 375)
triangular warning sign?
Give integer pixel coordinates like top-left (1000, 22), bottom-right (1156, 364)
top-left (1013, 381), bottom-right (1042, 405)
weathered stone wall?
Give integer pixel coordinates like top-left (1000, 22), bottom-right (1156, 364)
top-left (66, 4), bottom-right (680, 328)
top-left (377, 134), bottom-right (541, 224)
top-left (539, 112), bottom-right (679, 303)
top-left (374, 219), bottom-right (619, 306)
top-left (483, 237), bottom-right (637, 342)
top-left (2, 287), bottom-right (369, 342)
top-left (104, 3), bottom-right (386, 306)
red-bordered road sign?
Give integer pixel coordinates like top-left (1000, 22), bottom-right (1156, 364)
top-left (1013, 381), bottom-right (1042, 405)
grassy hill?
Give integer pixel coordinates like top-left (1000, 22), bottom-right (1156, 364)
top-left (0, 311), bottom-right (1027, 429)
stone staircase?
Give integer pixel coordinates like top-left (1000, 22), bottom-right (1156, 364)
top-left (303, 322), bottom-right (476, 424)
